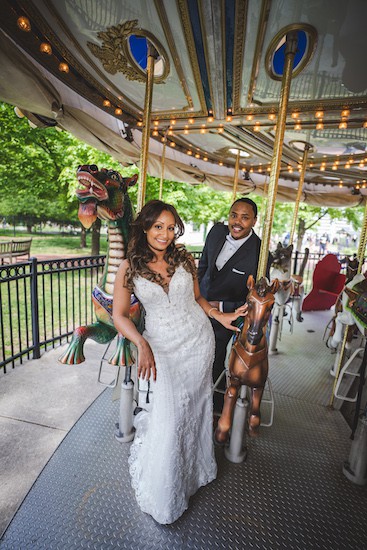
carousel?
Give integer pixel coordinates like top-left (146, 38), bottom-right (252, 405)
top-left (0, 1), bottom-right (367, 548)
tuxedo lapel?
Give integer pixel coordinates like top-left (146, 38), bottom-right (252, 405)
top-left (218, 233), bottom-right (256, 276)
top-left (210, 230), bottom-right (228, 272)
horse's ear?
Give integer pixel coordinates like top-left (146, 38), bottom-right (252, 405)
top-left (288, 244), bottom-right (294, 252)
top-left (125, 173), bottom-right (138, 187)
top-left (247, 274), bottom-right (255, 290)
top-left (270, 278), bottom-right (280, 294)
top-left (277, 242), bottom-right (282, 249)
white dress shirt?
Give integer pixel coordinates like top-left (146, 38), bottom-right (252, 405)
top-left (215, 229), bottom-right (253, 271)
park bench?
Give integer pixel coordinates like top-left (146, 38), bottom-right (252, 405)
top-left (0, 239), bottom-right (32, 264)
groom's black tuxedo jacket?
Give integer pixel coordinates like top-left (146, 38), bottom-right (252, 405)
top-left (198, 223), bottom-right (272, 312)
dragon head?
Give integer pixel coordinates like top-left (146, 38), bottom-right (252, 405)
top-left (76, 164), bottom-right (137, 228)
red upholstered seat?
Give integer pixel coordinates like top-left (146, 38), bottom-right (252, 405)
top-left (302, 254), bottom-right (346, 312)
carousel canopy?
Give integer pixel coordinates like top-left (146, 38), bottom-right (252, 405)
top-left (1, 0), bottom-right (367, 207)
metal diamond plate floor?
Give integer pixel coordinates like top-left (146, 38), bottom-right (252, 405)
top-left (1, 310), bottom-right (367, 549)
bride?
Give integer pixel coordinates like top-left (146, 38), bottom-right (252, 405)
top-left (113, 200), bottom-right (246, 524)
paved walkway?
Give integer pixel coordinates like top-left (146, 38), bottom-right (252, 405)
top-left (0, 340), bottom-right (112, 537)
top-left (1, 310), bottom-right (366, 549)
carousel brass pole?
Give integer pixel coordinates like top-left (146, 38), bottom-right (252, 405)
top-left (259, 176), bottom-right (268, 239)
top-left (232, 150), bottom-right (241, 201)
top-left (257, 31), bottom-right (298, 280)
top-left (289, 143), bottom-right (310, 246)
top-left (137, 42), bottom-right (157, 212)
top-left (159, 129), bottom-right (168, 201)
top-left (357, 199), bottom-right (367, 273)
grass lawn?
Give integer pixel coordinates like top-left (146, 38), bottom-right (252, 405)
top-left (0, 229), bottom-right (108, 256)
top-left (0, 229), bottom-right (202, 257)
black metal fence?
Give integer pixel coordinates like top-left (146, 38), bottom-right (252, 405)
top-left (0, 250), bottom-right (346, 374)
top-left (292, 251), bottom-right (324, 293)
top-left (0, 256), bottom-right (105, 373)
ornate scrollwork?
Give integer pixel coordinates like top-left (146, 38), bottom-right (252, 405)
top-left (87, 20), bottom-right (146, 82)
top-left (87, 19), bottom-right (170, 84)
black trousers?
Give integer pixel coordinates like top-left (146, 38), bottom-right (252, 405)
top-left (211, 320), bottom-right (234, 414)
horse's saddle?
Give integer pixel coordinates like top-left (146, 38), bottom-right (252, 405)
top-left (345, 278), bottom-right (367, 327)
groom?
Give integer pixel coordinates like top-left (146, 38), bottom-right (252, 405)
top-left (198, 197), bottom-right (272, 413)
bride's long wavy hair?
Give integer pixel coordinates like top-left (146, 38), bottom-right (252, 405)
top-left (125, 200), bottom-right (196, 291)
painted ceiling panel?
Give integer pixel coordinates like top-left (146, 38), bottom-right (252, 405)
top-left (1, 0), bottom-right (367, 205)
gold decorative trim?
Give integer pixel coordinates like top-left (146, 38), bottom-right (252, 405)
top-left (154, 0), bottom-right (193, 110)
top-left (197, 0), bottom-right (214, 115)
top-left (176, 0), bottom-right (208, 117)
top-left (221, 0), bottom-right (226, 116)
top-left (236, 96), bottom-right (367, 114)
top-left (87, 21), bottom-right (170, 83)
top-left (246, 0), bottom-right (272, 104)
top-left (232, 0), bottom-right (249, 112)
top-left (265, 23), bottom-right (318, 81)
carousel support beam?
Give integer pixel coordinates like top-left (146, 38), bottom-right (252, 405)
top-left (232, 150), bottom-right (241, 201)
top-left (257, 31), bottom-right (298, 280)
top-left (289, 143), bottom-right (311, 246)
top-left (357, 199), bottom-right (367, 273)
top-left (159, 129), bottom-right (168, 201)
top-left (259, 176), bottom-right (268, 239)
top-left (137, 42), bottom-right (158, 212)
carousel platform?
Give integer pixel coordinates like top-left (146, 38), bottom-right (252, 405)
top-left (1, 309), bottom-right (366, 549)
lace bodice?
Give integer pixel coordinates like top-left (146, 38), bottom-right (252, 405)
top-left (133, 266), bottom-right (210, 352)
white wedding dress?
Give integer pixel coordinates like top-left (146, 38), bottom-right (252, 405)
top-left (128, 265), bottom-right (217, 524)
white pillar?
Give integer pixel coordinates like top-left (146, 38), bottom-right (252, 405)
top-left (225, 386), bottom-right (248, 463)
top-left (115, 377), bottom-right (135, 443)
top-left (343, 415), bottom-right (367, 486)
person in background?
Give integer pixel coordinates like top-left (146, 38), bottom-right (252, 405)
top-left (198, 198), bottom-right (272, 413)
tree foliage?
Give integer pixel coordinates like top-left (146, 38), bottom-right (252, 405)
top-left (0, 102), bottom-right (122, 232)
top-left (0, 100), bottom-right (364, 253)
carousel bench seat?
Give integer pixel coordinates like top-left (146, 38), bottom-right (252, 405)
top-left (302, 253), bottom-right (346, 312)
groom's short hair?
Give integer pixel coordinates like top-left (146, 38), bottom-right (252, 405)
top-left (231, 198), bottom-right (258, 218)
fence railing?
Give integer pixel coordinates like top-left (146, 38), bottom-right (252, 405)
top-left (293, 251), bottom-right (323, 294)
top-left (0, 256), bottom-right (105, 373)
top-left (0, 251), bottom-right (347, 373)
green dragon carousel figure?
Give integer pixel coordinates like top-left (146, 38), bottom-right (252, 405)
top-left (59, 164), bottom-right (141, 367)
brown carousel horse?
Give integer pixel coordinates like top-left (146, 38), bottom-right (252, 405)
top-left (215, 275), bottom-right (279, 443)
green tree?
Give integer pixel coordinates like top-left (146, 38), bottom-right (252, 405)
top-left (0, 103), bottom-right (76, 230)
top-left (0, 102), bottom-right (121, 252)
top-left (257, 198), bottom-right (364, 253)
top-left (1, 100), bottom-right (364, 257)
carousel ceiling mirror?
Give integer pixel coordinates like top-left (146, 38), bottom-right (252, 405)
top-left (124, 31), bottom-right (170, 83)
top-left (266, 24), bottom-right (318, 80)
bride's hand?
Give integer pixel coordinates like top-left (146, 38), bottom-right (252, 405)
top-left (212, 304), bottom-right (248, 332)
top-left (137, 339), bottom-right (157, 381)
